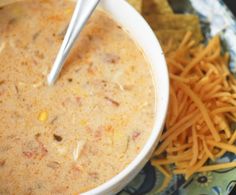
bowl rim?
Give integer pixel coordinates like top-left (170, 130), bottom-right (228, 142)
top-left (80, 0), bottom-right (170, 194)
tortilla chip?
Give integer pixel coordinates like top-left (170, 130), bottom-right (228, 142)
top-left (127, 0), bottom-right (142, 12)
top-left (145, 14), bottom-right (203, 43)
top-left (145, 14), bottom-right (200, 30)
top-left (142, 0), bottom-right (173, 15)
top-left (155, 29), bottom-right (188, 49)
top-left (155, 29), bottom-right (203, 51)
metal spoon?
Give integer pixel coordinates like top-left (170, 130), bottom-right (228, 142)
top-left (47, 0), bottom-right (100, 85)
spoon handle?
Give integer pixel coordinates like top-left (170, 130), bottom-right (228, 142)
top-left (47, 0), bottom-right (100, 85)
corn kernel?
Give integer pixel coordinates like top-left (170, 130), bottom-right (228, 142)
top-left (38, 111), bottom-right (48, 122)
top-left (65, 8), bottom-right (73, 15)
top-left (80, 119), bottom-right (87, 126)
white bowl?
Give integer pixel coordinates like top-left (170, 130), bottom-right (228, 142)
top-left (78, 0), bottom-right (169, 194)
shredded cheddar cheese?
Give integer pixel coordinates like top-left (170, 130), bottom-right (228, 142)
top-left (151, 32), bottom-right (236, 183)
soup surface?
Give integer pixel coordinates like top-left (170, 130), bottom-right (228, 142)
top-left (0, 0), bottom-right (155, 194)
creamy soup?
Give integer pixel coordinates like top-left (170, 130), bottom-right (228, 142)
top-left (0, 0), bottom-right (155, 194)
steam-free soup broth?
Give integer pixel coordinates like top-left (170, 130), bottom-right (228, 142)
top-left (0, 0), bottom-right (155, 194)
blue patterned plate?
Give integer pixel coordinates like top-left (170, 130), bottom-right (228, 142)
top-left (119, 1), bottom-right (236, 195)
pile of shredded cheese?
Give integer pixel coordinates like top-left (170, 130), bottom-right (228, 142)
top-left (151, 32), bottom-right (236, 190)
